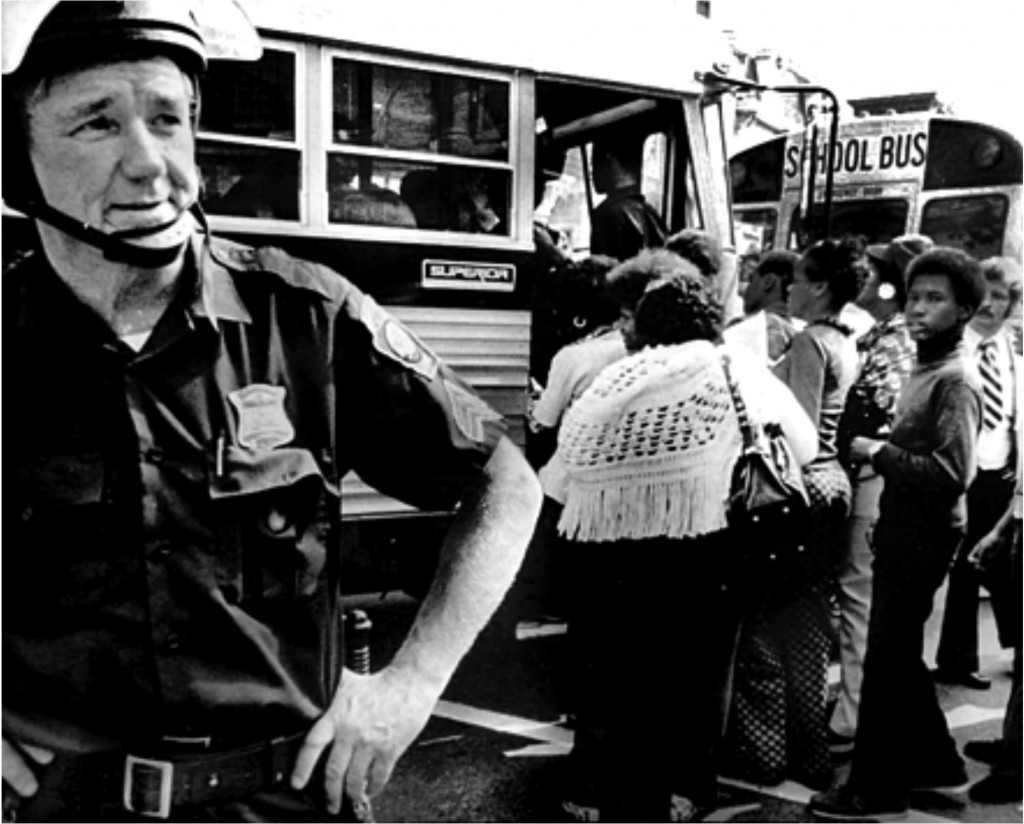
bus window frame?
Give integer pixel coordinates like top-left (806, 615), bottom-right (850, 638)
top-left (319, 46), bottom-right (521, 244)
top-left (203, 38), bottom-right (534, 250)
top-left (919, 192), bottom-right (1011, 259)
top-left (198, 38), bottom-right (306, 225)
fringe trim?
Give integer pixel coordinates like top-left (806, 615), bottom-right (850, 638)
top-left (557, 474), bottom-right (729, 543)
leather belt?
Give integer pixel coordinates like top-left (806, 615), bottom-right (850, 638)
top-left (93, 733), bottom-right (305, 819)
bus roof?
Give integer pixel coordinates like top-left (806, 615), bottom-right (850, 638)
top-left (240, 0), bottom-right (720, 96)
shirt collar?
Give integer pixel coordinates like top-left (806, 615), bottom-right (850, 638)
top-left (187, 232), bottom-right (253, 329)
top-left (964, 324), bottom-right (1005, 355)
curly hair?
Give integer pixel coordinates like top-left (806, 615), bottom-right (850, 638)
top-left (905, 248), bottom-right (986, 313)
top-left (607, 249), bottom-right (697, 312)
top-left (665, 229), bottom-right (723, 278)
top-left (632, 267), bottom-right (724, 348)
top-left (800, 236), bottom-right (872, 310)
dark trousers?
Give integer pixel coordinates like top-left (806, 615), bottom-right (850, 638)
top-left (849, 527), bottom-right (964, 802)
top-left (936, 468), bottom-right (1017, 673)
top-left (565, 532), bottom-right (743, 819)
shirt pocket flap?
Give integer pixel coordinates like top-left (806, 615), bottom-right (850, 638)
top-left (209, 446), bottom-right (339, 500)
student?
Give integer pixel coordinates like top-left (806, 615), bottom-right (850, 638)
top-left (810, 248), bottom-right (986, 821)
top-left (739, 249), bottom-right (801, 364)
top-left (829, 235), bottom-right (929, 751)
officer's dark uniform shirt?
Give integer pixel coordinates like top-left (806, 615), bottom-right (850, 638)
top-left (5, 233), bottom-right (504, 753)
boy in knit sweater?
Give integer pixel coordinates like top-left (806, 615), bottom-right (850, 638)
top-left (810, 248), bottom-right (987, 821)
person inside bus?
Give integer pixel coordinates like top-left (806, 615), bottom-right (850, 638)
top-left (737, 249), bottom-right (801, 364)
top-left (1, 3), bottom-right (542, 821)
top-left (810, 248), bottom-right (986, 821)
top-left (934, 256), bottom-right (1022, 691)
top-left (589, 128), bottom-right (668, 260)
top-left (726, 238), bottom-right (862, 790)
top-left (829, 234), bottom-right (929, 754)
top-left (556, 251), bottom-right (816, 823)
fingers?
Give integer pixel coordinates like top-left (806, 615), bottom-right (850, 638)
top-left (322, 733), bottom-right (354, 815)
top-left (365, 752), bottom-right (394, 798)
top-left (343, 746), bottom-right (373, 805)
top-left (21, 746), bottom-right (54, 767)
top-left (290, 715), bottom-right (335, 790)
top-left (2, 738), bottom-right (51, 799)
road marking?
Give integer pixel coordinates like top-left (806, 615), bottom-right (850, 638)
top-left (516, 620), bottom-right (568, 640)
top-left (433, 700), bottom-right (572, 746)
top-left (504, 742), bottom-right (572, 758)
top-left (944, 704), bottom-right (1005, 730)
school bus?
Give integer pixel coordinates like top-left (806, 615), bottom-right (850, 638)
top-left (730, 114), bottom-right (1023, 261)
top-left (3, 0), bottom-right (737, 593)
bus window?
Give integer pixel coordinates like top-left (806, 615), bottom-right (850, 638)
top-left (925, 120), bottom-right (1024, 190)
top-left (328, 56), bottom-right (512, 234)
top-left (198, 45), bottom-right (301, 220)
top-left (788, 199), bottom-right (909, 248)
top-left (730, 136), bottom-right (787, 204)
top-left (920, 195), bottom-right (1009, 259)
top-left (641, 133), bottom-right (669, 222)
top-left (734, 207), bottom-right (778, 252)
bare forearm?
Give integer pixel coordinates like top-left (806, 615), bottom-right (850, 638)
top-left (389, 437), bottom-right (542, 690)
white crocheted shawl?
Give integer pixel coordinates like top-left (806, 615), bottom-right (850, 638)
top-left (557, 340), bottom-right (742, 543)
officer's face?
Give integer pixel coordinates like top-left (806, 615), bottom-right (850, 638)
top-left (25, 57), bottom-right (199, 241)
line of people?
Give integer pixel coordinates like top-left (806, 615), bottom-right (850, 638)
top-left (525, 230), bottom-right (1022, 822)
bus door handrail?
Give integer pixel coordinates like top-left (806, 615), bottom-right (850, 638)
top-left (699, 73), bottom-right (841, 243)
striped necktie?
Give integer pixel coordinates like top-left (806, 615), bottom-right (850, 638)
top-left (978, 338), bottom-right (1004, 431)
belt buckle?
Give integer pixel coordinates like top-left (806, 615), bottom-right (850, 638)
top-left (123, 754), bottom-right (174, 819)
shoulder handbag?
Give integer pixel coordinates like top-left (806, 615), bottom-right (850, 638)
top-left (720, 352), bottom-right (810, 563)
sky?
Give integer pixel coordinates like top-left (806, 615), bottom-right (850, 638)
top-left (716, 0), bottom-right (1023, 139)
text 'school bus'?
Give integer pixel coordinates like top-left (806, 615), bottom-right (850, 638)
top-left (730, 114), bottom-right (1023, 263)
top-left (2, 0), bottom-right (736, 594)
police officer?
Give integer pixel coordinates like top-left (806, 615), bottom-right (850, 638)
top-left (1, 2), bottom-right (542, 821)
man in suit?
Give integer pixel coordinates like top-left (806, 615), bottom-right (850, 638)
top-left (935, 257), bottom-right (1022, 690)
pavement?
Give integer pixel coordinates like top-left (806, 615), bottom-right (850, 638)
top-left (340, 586), bottom-right (1020, 823)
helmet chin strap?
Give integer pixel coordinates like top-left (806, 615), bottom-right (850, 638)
top-left (21, 197), bottom-right (196, 268)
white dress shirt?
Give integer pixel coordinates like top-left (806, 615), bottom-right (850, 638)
top-left (964, 325), bottom-right (1016, 471)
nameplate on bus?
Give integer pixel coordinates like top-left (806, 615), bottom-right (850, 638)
top-left (422, 260), bottom-right (516, 292)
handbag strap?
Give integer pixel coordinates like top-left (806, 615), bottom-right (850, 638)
top-left (720, 351), bottom-right (757, 450)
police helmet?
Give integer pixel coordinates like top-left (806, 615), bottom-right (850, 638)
top-left (2, 1), bottom-right (261, 266)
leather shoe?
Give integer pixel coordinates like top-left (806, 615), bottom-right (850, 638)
top-left (963, 739), bottom-right (1006, 765)
top-left (809, 786), bottom-right (908, 821)
top-left (931, 668), bottom-right (991, 690)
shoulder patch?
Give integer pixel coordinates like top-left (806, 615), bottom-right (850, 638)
top-left (359, 295), bottom-right (439, 381)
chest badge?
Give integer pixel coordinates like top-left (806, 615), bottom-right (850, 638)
top-left (228, 384), bottom-right (295, 450)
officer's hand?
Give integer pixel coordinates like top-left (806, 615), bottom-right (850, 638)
top-left (2, 736), bottom-right (54, 799)
top-left (291, 666), bottom-right (441, 816)
top-left (968, 530), bottom-right (1004, 573)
